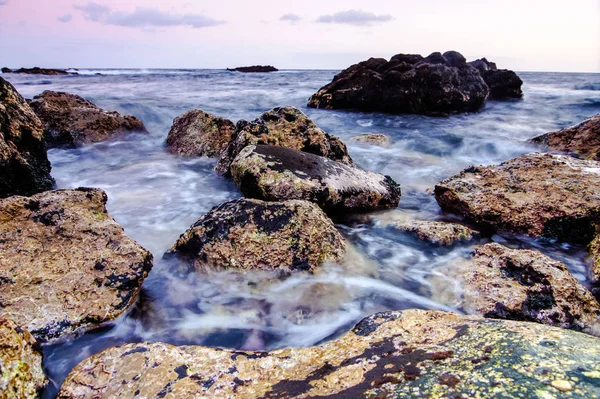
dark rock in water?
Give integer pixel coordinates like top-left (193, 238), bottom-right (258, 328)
top-left (227, 65), bottom-right (278, 73)
top-left (215, 106), bottom-right (352, 175)
top-left (307, 51), bottom-right (489, 115)
top-left (0, 76), bottom-right (55, 198)
top-left (29, 90), bottom-right (147, 148)
top-left (1, 67), bottom-right (12, 73)
top-left (230, 145), bottom-right (401, 214)
top-left (469, 58), bottom-right (523, 99)
top-left (0, 188), bottom-right (153, 343)
top-left (529, 114), bottom-right (600, 160)
top-left (166, 198), bottom-right (346, 274)
top-left (166, 109), bottom-right (235, 157)
top-left (5, 67), bottom-right (74, 75)
top-left (468, 57), bottom-right (497, 72)
top-left (58, 309), bottom-right (600, 398)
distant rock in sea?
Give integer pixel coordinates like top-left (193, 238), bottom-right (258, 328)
top-left (1, 66), bottom-right (76, 75)
top-left (227, 65), bottom-right (278, 73)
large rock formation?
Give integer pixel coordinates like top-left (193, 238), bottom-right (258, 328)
top-left (469, 58), bottom-right (523, 99)
top-left (529, 114), bottom-right (600, 161)
top-left (0, 318), bottom-right (47, 399)
top-left (215, 106), bottom-right (352, 175)
top-left (58, 309), bottom-right (600, 399)
top-left (435, 153), bottom-right (600, 243)
top-left (227, 66), bottom-right (278, 73)
top-left (307, 51), bottom-right (490, 115)
top-left (1, 67), bottom-right (73, 75)
top-left (28, 91), bottom-right (147, 148)
top-left (0, 188), bottom-right (153, 343)
top-left (166, 110), bottom-right (235, 157)
top-left (0, 76), bottom-right (54, 198)
top-left (166, 198), bottom-right (346, 274)
top-left (230, 145), bottom-right (401, 214)
top-left (384, 220), bottom-right (478, 246)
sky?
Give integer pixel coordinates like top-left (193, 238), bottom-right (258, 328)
top-left (0, 0), bottom-right (599, 72)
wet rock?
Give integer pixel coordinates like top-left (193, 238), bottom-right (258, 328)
top-left (350, 133), bottom-right (392, 147)
top-left (469, 58), bottom-right (523, 99)
top-left (165, 198), bottom-right (346, 274)
top-left (166, 110), bottom-right (235, 157)
top-left (385, 220), bottom-right (478, 246)
top-left (2, 67), bottom-right (73, 75)
top-left (58, 309), bottom-right (600, 399)
top-left (529, 114), bottom-right (600, 160)
top-left (28, 90), bottom-right (147, 148)
top-left (0, 76), bottom-right (55, 198)
top-left (588, 236), bottom-right (600, 284)
top-left (1, 67), bottom-right (12, 73)
top-left (435, 153), bottom-right (600, 243)
top-left (307, 51), bottom-right (489, 115)
top-left (230, 145), bottom-right (401, 214)
top-left (216, 106), bottom-right (352, 175)
top-left (0, 318), bottom-right (47, 398)
top-left (227, 66), bottom-right (278, 73)
top-left (0, 188), bottom-right (153, 343)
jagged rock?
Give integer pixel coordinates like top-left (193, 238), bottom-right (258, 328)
top-left (165, 198), bottom-right (346, 274)
top-left (385, 220), bottom-right (478, 246)
top-left (2, 67), bottom-right (73, 75)
top-left (529, 114), bottom-right (600, 160)
top-left (349, 133), bottom-right (392, 147)
top-left (589, 236), bottom-right (600, 284)
top-left (230, 145), bottom-right (401, 213)
top-left (469, 58), bottom-right (523, 99)
top-left (0, 188), bottom-right (153, 343)
top-left (0, 76), bottom-right (54, 198)
top-left (435, 153), bottom-right (600, 243)
top-left (166, 110), bottom-right (235, 157)
top-left (227, 66), bottom-right (278, 73)
top-left (307, 51), bottom-right (489, 115)
top-left (0, 318), bottom-right (47, 399)
top-left (58, 309), bottom-right (600, 399)
top-left (215, 106), bottom-right (352, 175)
top-left (432, 243), bottom-right (600, 335)
top-left (28, 91), bottom-right (147, 148)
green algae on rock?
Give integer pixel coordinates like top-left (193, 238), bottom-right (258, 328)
top-left (350, 133), bottom-right (392, 148)
top-left (166, 109), bottom-right (235, 157)
top-left (0, 188), bottom-right (153, 343)
top-left (58, 309), bottom-right (600, 398)
top-left (384, 220), bottom-right (478, 246)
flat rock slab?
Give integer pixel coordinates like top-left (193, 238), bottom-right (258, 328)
top-left (231, 145), bottom-right (401, 214)
top-left (0, 188), bottom-right (153, 343)
top-left (350, 133), bottom-right (392, 147)
top-left (166, 109), bottom-right (235, 157)
top-left (166, 198), bottom-right (346, 274)
top-left (386, 220), bottom-right (478, 246)
top-left (435, 153), bottom-right (600, 243)
top-left (58, 309), bottom-right (600, 398)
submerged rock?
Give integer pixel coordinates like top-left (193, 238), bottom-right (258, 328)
top-left (529, 114), bottom-right (600, 160)
top-left (29, 90), bottom-right (147, 148)
top-left (469, 58), bottom-right (523, 99)
top-left (350, 133), bottom-right (392, 147)
top-left (230, 145), bottom-right (401, 213)
top-left (58, 309), bottom-right (600, 399)
top-left (0, 76), bottom-right (54, 198)
top-left (0, 318), bottom-right (47, 399)
top-left (227, 66), bottom-right (278, 73)
top-left (215, 106), bottom-right (351, 175)
top-left (435, 153), bottom-right (600, 243)
top-left (385, 220), bottom-right (478, 246)
top-left (166, 198), bottom-right (346, 274)
top-left (166, 109), bottom-right (235, 157)
top-left (2, 67), bottom-right (72, 75)
top-left (0, 188), bottom-right (153, 343)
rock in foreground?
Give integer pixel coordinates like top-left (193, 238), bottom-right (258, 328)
top-left (29, 91), bottom-right (147, 148)
top-left (166, 198), bottom-right (346, 274)
top-left (227, 65), bottom-right (278, 73)
top-left (469, 58), bottom-right (523, 99)
top-left (231, 145), bottom-right (401, 213)
top-left (529, 114), bottom-right (600, 160)
top-left (58, 309), bottom-right (600, 399)
top-left (0, 76), bottom-right (54, 198)
top-left (166, 109), bottom-right (235, 157)
top-left (0, 188), bottom-right (153, 343)
top-left (435, 153), bottom-right (600, 243)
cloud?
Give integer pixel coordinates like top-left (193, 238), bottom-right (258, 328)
top-left (73, 2), bottom-right (225, 29)
top-left (58, 14), bottom-right (73, 23)
top-left (0, 0), bottom-right (8, 5)
top-left (316, 10), bottom-right (393, 26)
top-left (280, 13), bottom-right (302, 22)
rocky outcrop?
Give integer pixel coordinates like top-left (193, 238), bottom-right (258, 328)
top-left (166, 110), bottom-right (235, 157)
top-left (165, 198), bottom-right (346, 274)
top-left (1, 67), bottom-right (73, 75)
top-left (385, 220), bottom-right (478, 246)
top-left (529, 114), bottom-right (600, 160)
top-left (230, 145), bottom-right (401, 214)
top-left (0, 318), bottom-right (47, 399)
top-left (589, 236), bottom-right (600, 284)
top-left (227, 66), bottom-right (278, 73)
top-left (28, 91), bottom-right (147, 148)
top-left (0, 188), bottom-right (153, 343)
top-left (0, 76), bottom-right (54, 198)
top-left (307, 51), bottom-right (490, 115)
top-left (435, 153), bottom-right (600, 243)
top-left (58, 309), bottom-right (600, 399)
top-left (350, 133), bottom-right (392, 147)
top-left (215, 106), bottom-right (352, 175)
top-left (469, 58), bottom-right (523, 99)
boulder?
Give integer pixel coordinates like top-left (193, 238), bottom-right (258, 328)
top-left (28, 91), bottom-right (147, 148)
top-left (0, 188), bottom-right (153, 343)
top-left (227, 66), bottom-right (278, 73)
top-left (529, 114), bottom-right (600, 160)
top-left (58, 309), bottom-right (600, 399)
top-left (469, 58), bottom-right (523, 99)
top-left (1, 67), bottom-right (12, 73)
top-left (435, 153), bottom-right (600, 243)
top-left (215, 106), bottom-right (352, 175)
top-left (384, 220), bottom-right (478, 246)
top-left (165, 198), bottom-right (346, 274)
top-left (4, 67), bottom-right (72, 75)
top-left (0, 318), bottom-right (47, 399)
top-left (230, 145), bottom-right (401, 213)
top-left (166, 110), bottom-right (235, 157)
top-left (349, 133), bottom-right (392, 147)
top-left (0, 76), bottom-right (54, 198)
top-left (307, 51), bottom-right (489, 115)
